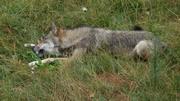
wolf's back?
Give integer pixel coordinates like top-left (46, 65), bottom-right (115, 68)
top-left (64, 27), bottom-right (164, 53)
top-left (107, 31), bottom-right (154, 48)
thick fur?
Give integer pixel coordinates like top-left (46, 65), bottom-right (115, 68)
top-left (32, 23), bottom-right (166, 63)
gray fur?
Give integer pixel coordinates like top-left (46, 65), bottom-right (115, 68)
top-left (33, 25), bottom-right (165, 60)
top-left (62, 27), bottom-right (157, 52)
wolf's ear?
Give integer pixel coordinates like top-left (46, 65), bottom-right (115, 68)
top-left (57, 28), bottom-right (65, 40)
top-left (51, 22), bottom-right (57, 34)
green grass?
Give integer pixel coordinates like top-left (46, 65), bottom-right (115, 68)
top-left (0, 0), bottom-right (180, 100)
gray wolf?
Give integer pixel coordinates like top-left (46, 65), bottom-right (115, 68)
top-left (29, 23), bottom-right (166, 66)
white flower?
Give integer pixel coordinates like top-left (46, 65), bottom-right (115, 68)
top-left (82, 7), bottom-right (87, 12)
top-left (145, 11), bottom-right (150, 15)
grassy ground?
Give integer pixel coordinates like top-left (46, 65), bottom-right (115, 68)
top-left (0, 0), bottom-right (180, 100)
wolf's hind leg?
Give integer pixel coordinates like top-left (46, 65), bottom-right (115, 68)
top-left (131, 40), bottom-right (154, 61)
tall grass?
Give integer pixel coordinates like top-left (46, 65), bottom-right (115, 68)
top-left (0, 0), bottom-right (179, 100)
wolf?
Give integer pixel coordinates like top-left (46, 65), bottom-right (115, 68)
top-left (29, 23), bottom-right (166, 66)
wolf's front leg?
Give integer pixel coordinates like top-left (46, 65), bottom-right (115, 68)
top-left (28, 58), bottom-right (68, 67)
top-left (28, 48), bottom-right (86, 67)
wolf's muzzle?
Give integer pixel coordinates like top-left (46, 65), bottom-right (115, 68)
top-left (32, 46), bottom-right (45, 58)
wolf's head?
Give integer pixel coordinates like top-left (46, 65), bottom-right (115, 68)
top-left (32, 23), bottom-right (64, 58)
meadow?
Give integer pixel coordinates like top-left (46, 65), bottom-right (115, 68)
top-left (0, 0), bottom-right (180, 100)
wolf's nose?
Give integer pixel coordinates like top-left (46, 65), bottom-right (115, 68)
top-left (39, 49), bottom-right (44, 54)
